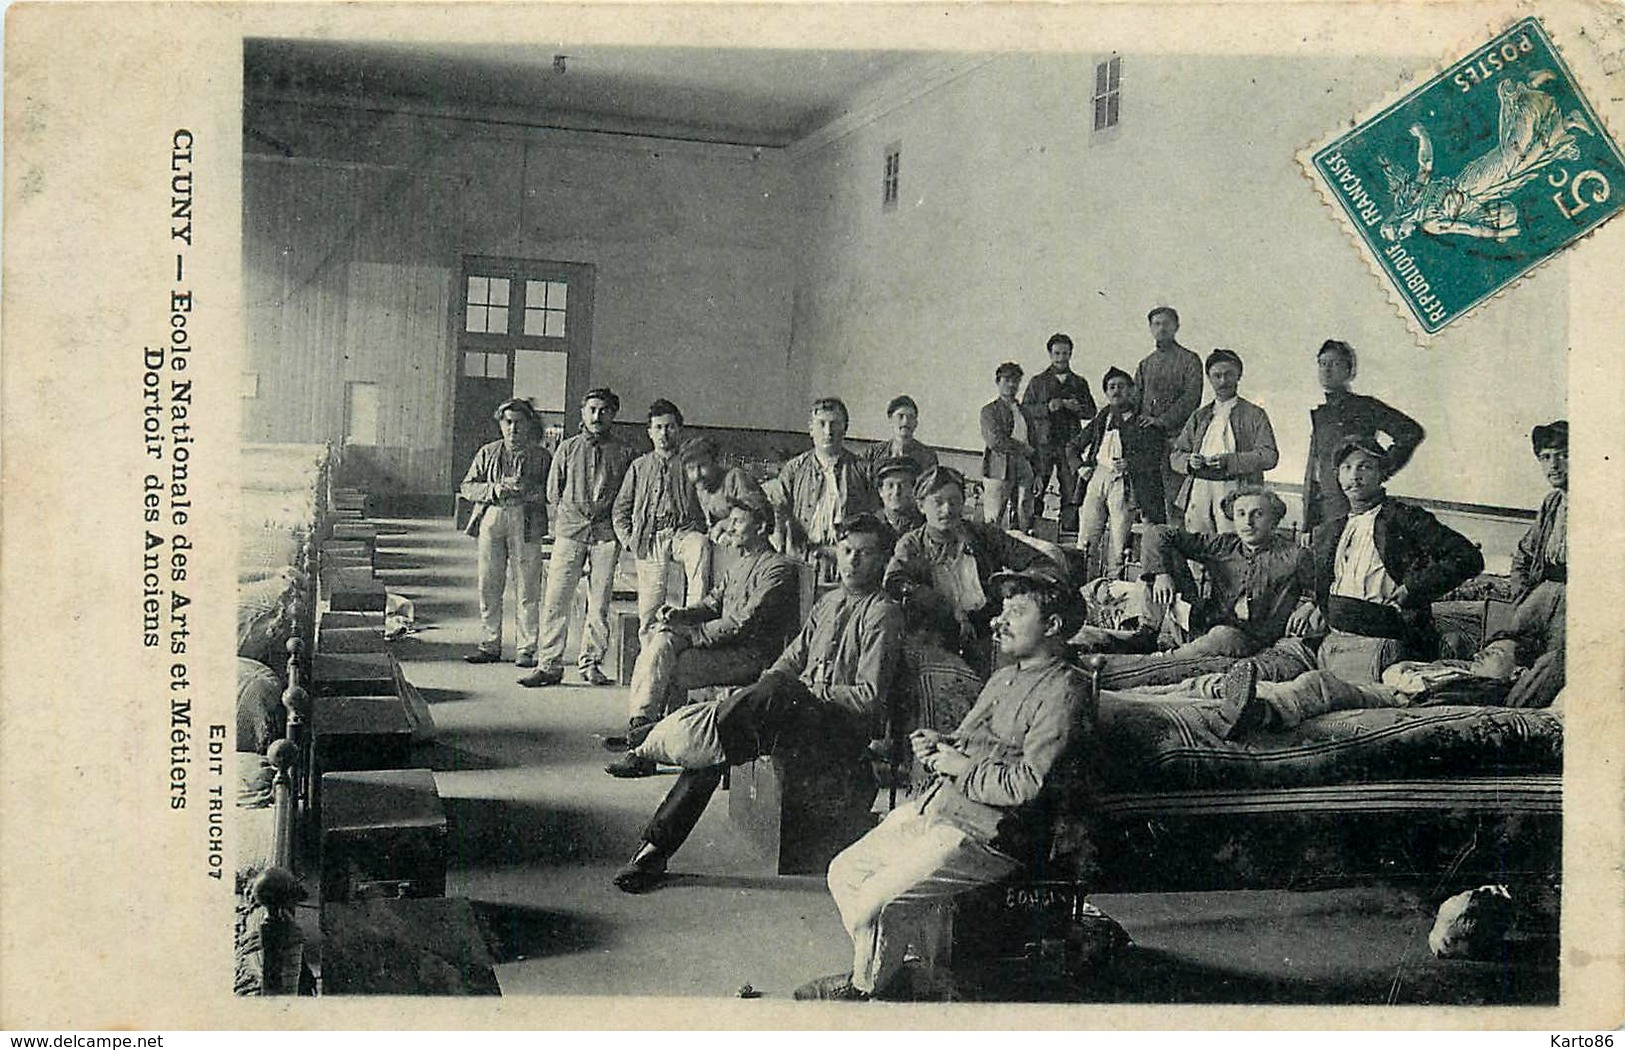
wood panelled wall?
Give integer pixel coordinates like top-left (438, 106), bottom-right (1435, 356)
top-left (242, 100), bottom-right (798, 495)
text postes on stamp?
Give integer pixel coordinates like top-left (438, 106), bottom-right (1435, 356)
top-left (1307, 17), bottom-right (1625, 334)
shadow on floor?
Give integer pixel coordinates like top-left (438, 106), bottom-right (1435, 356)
top-left (412, 740), bottom-right (507, 772)
top-left (445, 796), bottom-right (640, 866)
top-left (470, 900), bottom-right (613, 963)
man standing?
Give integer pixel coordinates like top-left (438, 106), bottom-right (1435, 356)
top-left (1168, 349), bottom-right (1279, 534)
top-left (614, 399), bottom-right (710, 633)
top-left (1076, 367), bottom-right (1165, 578)
top-left (1512, 421), bottom-right (1567, 607)
top-left (522, 387), bottom-right (636, 688)
top-left (979, 362), bottom-right (1036, 531)
top-left (862, 395), bottom-right (939, 482)
top-left (776, 397), bottom-right (878, 566)
top-left (611, 514), bottom-right (903, 892)
top-left (458, 398), bottom-right (552, 667)
top-left (794, 563), bottom-right (1088, 1002)
top-left (1301, 339), bottom-right (1425, 532)
top-left (604, 493), bottom-right (800, 778)
top-left (1022, 334), bottom-right (1096, 535)
top-left (1133, 307), bottom-right (1205, 523)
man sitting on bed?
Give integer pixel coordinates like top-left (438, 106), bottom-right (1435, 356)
top-left (1508, 421), bottom-right (1567, 665)
top-left (794, 562), bottom-right (1089, 1001)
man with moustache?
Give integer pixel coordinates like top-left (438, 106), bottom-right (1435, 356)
top-left (1133, 307), bottom-right (1205, 523)
top-left (676, 435), bottom-right (767, 542)
top-left (1022, 334), bottom-right (1096, 536)
top-left (1168, 349), bottom-right (1279, 535)
top-left (862, 395), bottom-right (939, 483)
top-left (777, 397), bottom-right (878, 568)
top-left (1301, 339), bottom-right (1426, 532)
top-left (522, 387), bottom-right (637, 688)
top-left (614, 399), bottom-right (710, 632)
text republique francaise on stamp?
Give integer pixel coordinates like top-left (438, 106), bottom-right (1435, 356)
top-left (1304, 16), bottom-right (1625, 335)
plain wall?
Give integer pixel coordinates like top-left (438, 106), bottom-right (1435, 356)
top-left (243, 100), bottom-right (798, 491)
top-left (788, 52), bottom-right (1568, 513)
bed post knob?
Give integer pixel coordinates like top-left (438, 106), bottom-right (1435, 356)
top-left (266, 738), bottom-right (297, 776)
top-left (281, 685), bottom-right (311, 722)
top-left (250, 867), bottom-right (303, 915)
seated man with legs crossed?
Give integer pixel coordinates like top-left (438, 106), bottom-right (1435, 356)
top-left (795, 562), bottom-right (1090, 1002)
top-left (604, 492), bottom-right (800, 778)
top-left (612, 513), bottom-right (903, 893)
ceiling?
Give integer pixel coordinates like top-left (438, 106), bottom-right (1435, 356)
top-left (244, 38), bottom-right (928, 147)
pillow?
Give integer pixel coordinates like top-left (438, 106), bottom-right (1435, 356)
top-left (238, 574), bottom-right (297, 664)
top-left (633, 700), bottom-right (726, 769)
top-left (237, 657), bottom-right (286, 754)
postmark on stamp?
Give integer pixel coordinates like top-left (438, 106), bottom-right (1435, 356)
top-left (1304, 16), bottom-right (1625, 334)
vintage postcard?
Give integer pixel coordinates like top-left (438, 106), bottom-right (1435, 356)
top-left (3, 0), bottom-right (1623, 1033)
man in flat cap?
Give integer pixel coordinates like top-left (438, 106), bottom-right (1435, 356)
top-left (1076, 366), bottom-right (1165, 579)
top-left (795, 561), bottom-right (1090, 1002)
top-left (874, 455), bottom-right (926, 537)
top-left (1514, 421), bottom-right (1568, 606)
top-left (1168, 349), bottom-right (1279, 536)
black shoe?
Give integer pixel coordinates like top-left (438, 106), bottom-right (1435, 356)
top-left (793, 973), bottom-right (870, 1002)
top-left (1217, 660), bottom-right (1265, 740)
top-left (581, 665), bottom-right (614, 687)
top-left (518, 667), bottom-right (565, 688)
top-left (515, 654), bottom-right (538, 669)
top-left (464, 649), bottom-right (502, 664)
top-left (612, 848), bottom-right (669, 893)
top-left (604, 753), bottom-right (658, 778)
top-left (603, 718), bottom-right (655, 752)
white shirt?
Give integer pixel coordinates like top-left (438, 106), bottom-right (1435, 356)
top-left (1008, 402), bottom-right (1028, 445)
top-left (1098, 427), bottom-right (1123, 473)
top-left (1330, 504), bottom-right (1398, 602)
top-left (1199, 397), bottom-right (1238, 457)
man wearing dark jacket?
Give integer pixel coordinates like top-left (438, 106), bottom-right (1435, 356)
top-left (1022, 333), bottom-right (1097, 535)
top-left (1302, 340), bottom-right (1426, 531)
top-left (1076, 366), bottom-right (1165, 577)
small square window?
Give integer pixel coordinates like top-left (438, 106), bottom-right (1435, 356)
top-left (523, 279), bottom-right (568, 337)
top-left (465, 276), bottom-right (511, 333)
top-left (464, 351), bottom-right (487, 377)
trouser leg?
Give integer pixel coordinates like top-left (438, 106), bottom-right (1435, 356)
top-left (1160, 462), bottom-right (1182, 524)
top-left (635, 532), bottom-right (673, 634)
top-left (537, 537), bottom-right (588, 672)
top-left (627, 628), bottom-right (689, 724)
top-left (1076, 470), bottom-right (1109, 556)
top-left (579, 538), bottom-right (621, 671)
top-left (829, 807), bottom-right (1017, 995)
top-left (1011, 461), bottom-right (1035, 531)
top-left (1506, 647), bottom-right (1565, 708)
top-left (514, 529), bottom-right (544, 656)
top-left (981, 478), bottom-right (1009, 526)
top-left (1098, 634), bottom-right (1314, 691)
top-left (674, 528), bottom-right (712, 608)
top-left (476, 509), bottom-right (511, 654)
top-left (1055, 445), bottom-right (1082, 533)
top-left (1256, 670), bottom-right (1405, 730)
top-left (1167, 624), bottom-right (1256, 659)
top-left (641, 765), bottom-right (726, 855)
top-left (1103, 476), bottom-right (1132, 576)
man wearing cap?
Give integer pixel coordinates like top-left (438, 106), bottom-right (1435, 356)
top-left (862, 395), bottom-right (940, 483)
top-left (1169, 349), bottom-right (1279, 535)
top-left (604, 492), bottom-right (801, 778)
top-left (1302, 339), bottom-right (1426, 532)
top-left (614, 399), bottom-right (710, 633)
top-left (874, 456), bottom-right (926, 536)
top-left (1134, 307), bottom-right (1205, 522)
top-left (523, 387), bottom-right (637, 688)
top-left (459, 397), bottom-right (552, 666)
top-left (1513, 421), bottom-right (1568, 607)
top-left (1076, 366), bottom-right (1165, 578)
top-left (677, 435), bottom-right (767, 541)
top-left (795, 562), bottom-right (1090, 1002)
top-left (612, 514), bottom-right (903, 892)
top-left (1022, 334), bottom-right (1097, 536)
top-left (980, 362), bottom-right (1037, 531)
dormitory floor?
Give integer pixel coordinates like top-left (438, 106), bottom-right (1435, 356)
top-left (347, 515), bottom-right (1557, 1005)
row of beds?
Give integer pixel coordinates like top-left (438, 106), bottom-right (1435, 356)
top-left (233, 444), bottom-right (1563, 996)
top-left (234, 444), bottom-right (496, 996)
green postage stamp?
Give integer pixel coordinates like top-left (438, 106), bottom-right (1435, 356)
top-left (1305, 16), bottom-right (1625, 334)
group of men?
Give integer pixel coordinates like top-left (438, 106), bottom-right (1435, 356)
top-left (454, 304), bottom-right (1568, 1003)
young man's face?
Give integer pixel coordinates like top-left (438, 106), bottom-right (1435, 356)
top-left (995, 373), bottom-right (1021, 399)
top-left (890, 405), bottom-right (918, 442)
top-left (1149, 313), bottom-right (1179, 345)
top-left (992, 591), bottom-right (1057, 661)
top-left (1317, 352), bottom-right (1354, 392)
top-left (1047, 342), bottom-right (1073, 373)
top-left (809, 409), bottom-right (847, 453)
top-left (725, 506), bottom-right (766, 548)
top-left (835, 530), bottom-right (888, 592)
top-left (648, 412), bottom-right (682, 453)
top-left (1338, 450), bottom-right (1387, 505)
top-left (581, 397), bottom-right (616, 435)
top-left (878, 475), bottom-right (916, 513)
top-left (1207, 361), bottom-right (1242, 401)
top-left (1104, 377), bottom-right (1135, 408)
top-left (1229, 494), bottom-right (1281, 546)
top-left (920, 484), bottom-right (965, 533)
top-left (498, 409), bottom-right (530, 446)
top-left (1536, 447), bottom-right (1568, 491)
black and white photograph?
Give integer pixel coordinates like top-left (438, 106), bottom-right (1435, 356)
top-left (4, 0), bottom-right (1624, 1031)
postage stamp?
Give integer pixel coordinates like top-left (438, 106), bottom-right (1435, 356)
top-left (1304, 16), bottom-right (1625, 334)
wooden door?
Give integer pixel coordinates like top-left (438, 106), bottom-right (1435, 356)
top-left (449, 257), bottom-right (595, 506)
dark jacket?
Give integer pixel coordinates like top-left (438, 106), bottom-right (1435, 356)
top-left (1021, 368), bottom-right (1097, 450)
top-left (1303, 391), bottom-right (1426, 530)
top-left (1077, 406), bottom-right (1166, 524)
top-left (979, 398), bottom-right (1036, 481)
top-left (1310, 497), bottom-right (1483, 658)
